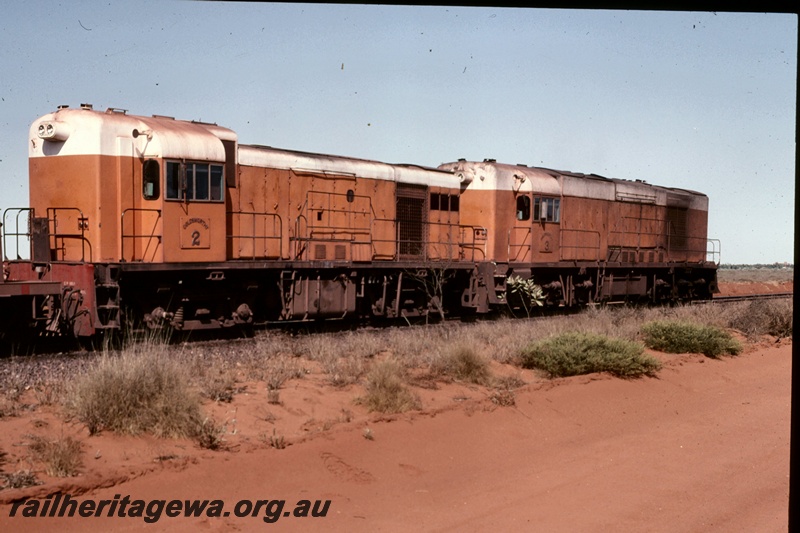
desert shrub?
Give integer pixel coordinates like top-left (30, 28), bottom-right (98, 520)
top-left (728, 300), bottom-right (793, 339)
top-left (33, 381), bottom-right (66, 406)
top-left (195, 417), bottom-right (227, 451)
top-left (27, 435), bottom-right (83, 477)
top-left (267, 389), bottom-right (281, 405)
top-left (519, 332), bottom-right (661, 378)
top-left (488, 388), bottom-right (516, 406)
top-left (67, 350), bottom-right (202, 438)
top-left (1, 469), bottom-right (40, 489)
top-left (641, 320), bottom-right (742, 357)
top-left (268, 429), bottom-right (286, 449)
top-left (358, 360), bottom-right (420, 414)
top-left (0, 395), bottom-right (19, 418)
top-left (430, 345), bottom-right (491, 385)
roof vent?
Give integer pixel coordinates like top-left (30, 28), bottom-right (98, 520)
top-left (483, 158), bottom-right (496, 163)
top-left (57, 104), bottom-right (69, 110)
top-left (80, 103), bottom-right (93, 110)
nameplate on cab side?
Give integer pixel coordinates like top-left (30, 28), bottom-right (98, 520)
top-left (180, 217), bottom-right (211, 249)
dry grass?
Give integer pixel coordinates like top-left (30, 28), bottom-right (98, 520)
top-left (32, 381), bottom-right (66, 406)
top-left (66, 346), bottom-right (202, 439)
top-left (268, 429), bottom-right (287, 449)
top-left (267, 389), bottom-right (282, 405)
top-left (358, 359), bottom-right (421, 414)
top-left (728, 299), bottom-right (793, 339)
top-left (196, 361), bottom-right (239, 403)
top-left (488, 388), bottom-right (517, 406)
top-left (195, 417), bottom-right (227, 451)
top-left (27, 434), bottom-right (83, 477)
top-left (319, 353), bottom-right (366, 387)
top-left (1, 469), bottom-right (40, 489)
top-left (0, 294), bottom-right (778, 461)
top-left (717, 267), bottom-right (793, 283)
top-left (293, 332), bottom-right (378, 386)
top-left (430, 344), bottom-right (492, 385)
top-left (0, 395), bottom-right (19, 419)
top-left (260, 355), bottom-right (305, 390)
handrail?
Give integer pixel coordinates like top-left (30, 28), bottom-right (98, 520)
top-left (610, 223), bottom-right (709, 258)
top-left (706, 239), bottom-right (721, 265)
top-left (227, 210), bottom-right (284, 259)
top-left (368, 218), bottom-right (486, 262)
top-left (289, 189), bottom-right (488, 262)
top-left (2, 207), bottom-right (33, 261)
top-left (507, 227), bottom-right (532, 262)
top-left (121, 208), bottom-right (162, 262)
top-left (47, 207), bottom-right (92, 262)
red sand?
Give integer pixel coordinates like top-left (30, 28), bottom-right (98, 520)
top-left (0, 281), bottom-right (791, 532)
top-left (717, 280), bottom-right (793, 297)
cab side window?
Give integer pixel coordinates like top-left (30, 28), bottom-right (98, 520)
top-left (533, 197), bottom-right (560, 222)
top-left (516, 196), bottom-right (531, 220)
top-left (166, 162), bottom-right (181, 200)
top-left (165, 161), bottom-right (224, 202)
top-left (430, 193), bottom-right (460, 212)
top-left (142, 159), bottom-right (160, 200)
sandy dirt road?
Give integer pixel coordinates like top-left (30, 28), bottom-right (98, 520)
top-left (2, 341), bottom-right (790, 532)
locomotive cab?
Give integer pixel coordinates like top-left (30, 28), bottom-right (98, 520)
top-left (27, 105), bottom-right (237, 264)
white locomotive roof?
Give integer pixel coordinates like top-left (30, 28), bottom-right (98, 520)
top-left (438, 160), bottom-right (562, 195)
top-left (552, 168), bottom-right (708, 211)
top-left (440, 160), bottom-right (708, 211)
top-left (239, 144), bottom-right (460, 189)
top-left (29, 105), bottom-right (236, 161)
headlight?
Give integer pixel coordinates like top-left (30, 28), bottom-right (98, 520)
top-left (36, 121), bottom-right (70, 141)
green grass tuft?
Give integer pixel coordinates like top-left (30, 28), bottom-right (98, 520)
top-left (640, 320), bottom-right (742, 358)
top-left (519, 332), bottom-right (661, 378)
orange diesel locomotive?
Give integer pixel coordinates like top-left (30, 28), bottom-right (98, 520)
top-left (1, 105), bottom-right (718, 340)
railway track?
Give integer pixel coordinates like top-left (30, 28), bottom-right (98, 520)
top-left (1, 292), bottom-right (791, 358)
top-left (705, 292), bottom-right (793, 304)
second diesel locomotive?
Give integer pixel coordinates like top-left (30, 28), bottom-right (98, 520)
top-left (0, 105), bottom-right (719, 340)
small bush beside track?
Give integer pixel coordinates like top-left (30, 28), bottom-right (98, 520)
top-left (640, 320), bottom-right (742, 358)
top-left (357, 359), bottom-right (420, 414)
top-left (728, 299), bottom-right (793, 339)
top-left (66, 348), bottom-right (203, 438)
top-left (519, 332), bottom-right (661, 379)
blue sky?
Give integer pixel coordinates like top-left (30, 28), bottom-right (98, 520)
top-left (0, 3), bottom-right (795, 263)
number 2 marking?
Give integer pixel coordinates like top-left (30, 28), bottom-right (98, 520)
top-left (191, 230), bottom-right (200, 246)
